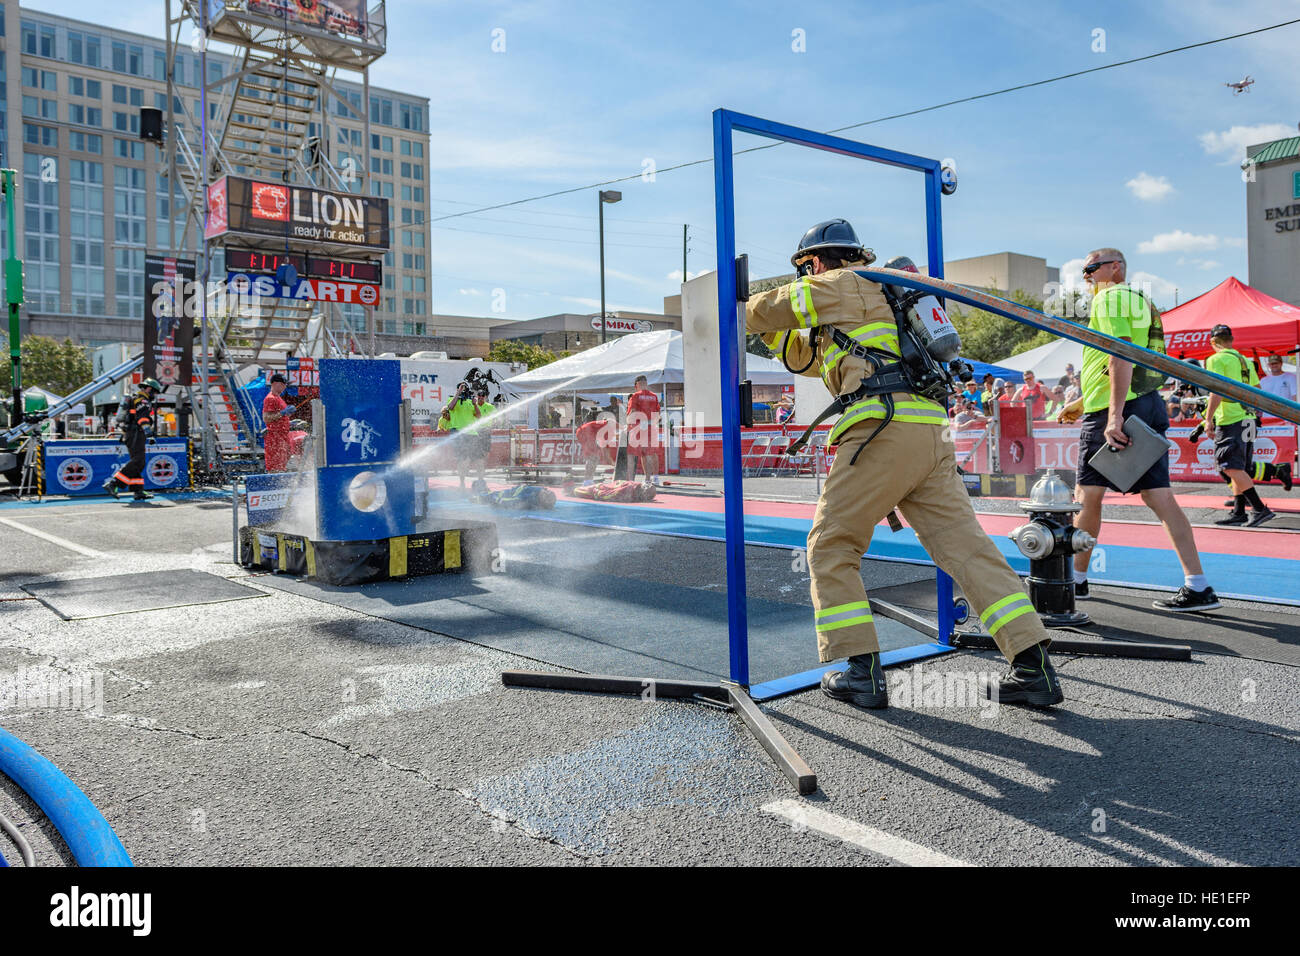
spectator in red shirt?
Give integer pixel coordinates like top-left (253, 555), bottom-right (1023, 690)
top-left (574, 410), bottom-right (616, 481)
top-left (625, 375), bottom-right (662, 480)
top-left (1013, 370), bottom-right (1047, 420)
top-left (261, 373), bottom-right (293, 473)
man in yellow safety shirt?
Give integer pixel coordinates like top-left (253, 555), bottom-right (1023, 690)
top-left (745, 219), bottom-right (1062, 709)
top-left (440, 383), bottom-right (495, 491)
top-left (1195, 324), bottom-right (1290, 526)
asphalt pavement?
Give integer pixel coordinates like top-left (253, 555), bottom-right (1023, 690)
top-left (1, 487), bottom-right (1296, 866)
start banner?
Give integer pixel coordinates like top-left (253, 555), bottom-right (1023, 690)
top-left (44, 439), bottom-right (191, 496)
top-left (227, 272), bottom-right (380, 306)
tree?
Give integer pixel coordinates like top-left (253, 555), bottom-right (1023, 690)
top-left (947, 288), bottom-right (1077, 364)
top-left (0, 335), bottom-right (93, 395)
top-left (487, 340), bottom-right (558, 371)
top-left (744, 273), bottom-right (798, 359)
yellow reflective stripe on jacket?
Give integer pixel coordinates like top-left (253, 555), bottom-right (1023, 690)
top-left (820, 321), bottom-right (898, 377)
top-left (788, 277), bottom-right (819, 328)
top-left (829, 396), bottom-right (948, 444)
top-left (979, 593), bottom-right (1036, 636)
top-left (815, 600), bottom-right (874, 633)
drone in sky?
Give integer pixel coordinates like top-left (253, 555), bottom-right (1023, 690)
top-left (1225, 75), bottom-right (1255, 95)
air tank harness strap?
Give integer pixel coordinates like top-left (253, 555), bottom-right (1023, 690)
top-left (785, 328), bottom-right (909, 467)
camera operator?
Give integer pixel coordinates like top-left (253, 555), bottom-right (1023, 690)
top-left (439, 378), bottom-right (495, 492)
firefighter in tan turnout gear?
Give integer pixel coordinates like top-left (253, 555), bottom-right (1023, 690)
top-left (745, 219), bottom-right (1063, 708)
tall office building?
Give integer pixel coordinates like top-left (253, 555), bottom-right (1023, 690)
top-left (0, 2), bottom-right (433, 351)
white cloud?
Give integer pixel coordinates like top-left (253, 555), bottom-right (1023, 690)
top-left (1177, 258), bottom-right (1222, 271)
top-left (667, 269), bottom-right (706, 282)
top-left (1137, 230), bottom-right (1220, 254)
top-left (1223, 237), bottom-right (1246, 248)
top-left (1198, 123), bottom-right (1295, 164)
top-left (1126, 172), bottom-right (1174, 201)
top-left (1058, 257), bottom-right (1088, 293)
top-left (457, 288), bottom-right (483, 296)
top-left (1129, 271), bottom-right (1179, 304)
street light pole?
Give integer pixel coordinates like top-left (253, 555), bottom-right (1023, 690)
top-left (599, 190), bottom-right (621, 343)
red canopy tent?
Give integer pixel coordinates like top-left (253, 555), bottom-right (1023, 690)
top-left (1162, 276), bottom-right (1300, 360)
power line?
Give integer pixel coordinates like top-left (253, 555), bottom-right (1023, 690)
top-left (429, 17), bottom-right (1300, 224)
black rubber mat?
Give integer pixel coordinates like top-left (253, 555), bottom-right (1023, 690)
top-left (22, 569), bottom-right (266, 620)
top-left (869, 579), bottom-right (1300, 667)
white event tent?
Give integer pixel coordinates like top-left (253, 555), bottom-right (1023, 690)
top-left (505, 329), bottom-right (794, 399)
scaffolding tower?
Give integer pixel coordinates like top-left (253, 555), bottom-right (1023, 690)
top-left (160, 0), bottom-right (389, 468)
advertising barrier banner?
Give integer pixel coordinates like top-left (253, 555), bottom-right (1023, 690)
top-left (44, 439), bottom-right (190, 496)
top-left (248, 0), bottom-right (367, 37)
top-left (244, 471), bottom-right (298, 527)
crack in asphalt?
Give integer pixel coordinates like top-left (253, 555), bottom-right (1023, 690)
top-left (290, 728), bottom-right (588, 859)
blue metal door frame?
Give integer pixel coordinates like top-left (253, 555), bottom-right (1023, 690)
top-left (712, 109), bottom-right (958, 697)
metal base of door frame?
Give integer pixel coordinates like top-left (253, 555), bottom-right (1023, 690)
top-left (500, 669), bottom-right (818, 795)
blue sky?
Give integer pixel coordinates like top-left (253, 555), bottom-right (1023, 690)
top-left (44, 0), bottom-right (1300, 320)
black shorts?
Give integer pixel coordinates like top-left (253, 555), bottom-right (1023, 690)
top-left (1213, 421), bottom-right (1252, 473)
top-left (1076, 390), bottom-right (1170, 493)
top-left (455, 429), bottom-right (491, 461)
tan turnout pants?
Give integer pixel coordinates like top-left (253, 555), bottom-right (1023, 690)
top-left (808, 419), bottom-right (1047, 663)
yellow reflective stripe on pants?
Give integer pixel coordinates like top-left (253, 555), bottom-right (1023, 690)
top-left (980, 593), bottom-right (1036, 636)
top-left (788, 277), bottom-right (818, 328)
top-left (815, 600), bottom-right (874, 633)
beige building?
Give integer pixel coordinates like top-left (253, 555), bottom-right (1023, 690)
top-left (928, 252), bottom-right (1060, 299)
top-left (2, 3), bottom-right (432, 351)
top-left (1245, 135), bottom-right (1300, 307)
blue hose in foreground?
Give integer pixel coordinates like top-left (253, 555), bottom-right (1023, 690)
top-left (0, 725), bottom-right (132, 867)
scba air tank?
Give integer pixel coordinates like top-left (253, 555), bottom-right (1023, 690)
top-left (881, 256), bottom-right (963, 363)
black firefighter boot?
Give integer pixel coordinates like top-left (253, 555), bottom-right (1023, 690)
top-left (101, 478), bottom-right (119, 499)
top-left (987, 641), bottom-right (1064, 707)
top-left (821, 652), bottom-right (888, 709)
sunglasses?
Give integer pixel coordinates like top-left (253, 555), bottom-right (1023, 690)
top-left (1082, 260), bottom-right (1119, 276)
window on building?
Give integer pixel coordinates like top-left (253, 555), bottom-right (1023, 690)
top-left (114, 138), bottom-right (143, 160)
top-left (112, 84), bottom-right (126, 104)
top-left (22, 68), bottom-right (56, 90)
top-left (112, 111), bottom-right (140, 135)
top-left (69, 131), bottom-right (103, 155)
top-left (23, 152), bottom-right (61, 312)
top-left (69, 160), bottom-right (106, 316)
top-left (23, 123), bottom-right (57, 148)
top-left (153, 50), bottom-right (166, 82)
top-left (113, 248), bottom-right (144, 318)
top-left (112, 41), bottom-right (126, 73)
top-left (69, 30), bottom-right (84, 63)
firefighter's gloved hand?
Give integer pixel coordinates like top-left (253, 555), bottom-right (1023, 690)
top-left (1187, 423), bottom-right (1205, 443)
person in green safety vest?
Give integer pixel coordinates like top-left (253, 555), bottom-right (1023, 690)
top-left (439, 382), bottom-right (495, 492)
top-left (1193, 324), bottom-right (1291, 527)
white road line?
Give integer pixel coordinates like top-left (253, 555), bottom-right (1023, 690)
top-left (763, 799), bottom-right (973, 867)
top-left (0, 518), bottom-right (106, 558)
